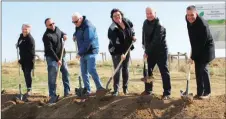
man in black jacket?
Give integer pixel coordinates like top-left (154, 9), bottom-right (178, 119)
top-left (16, 24), bottom-right (35, 96)
top-left (42, 18), bottom-right (71, 103)
top-left (141, 7), bottom-right (171, 100)
top-left (186, 5), bottom-right (215, 99)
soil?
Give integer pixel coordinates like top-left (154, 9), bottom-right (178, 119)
top-left (2, 90), bottom-right (225, 119)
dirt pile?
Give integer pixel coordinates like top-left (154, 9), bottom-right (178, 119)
top-left (1, 90), bottom-right (226, 119)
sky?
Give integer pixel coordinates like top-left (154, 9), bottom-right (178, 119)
top-left (2, 1), bottom-right (225, 62)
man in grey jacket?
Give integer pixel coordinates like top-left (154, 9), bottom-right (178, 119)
top-left (141, 7), bottom-right (171, 100)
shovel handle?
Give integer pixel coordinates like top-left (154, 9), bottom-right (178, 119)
top-left (106, 41), bottom-right (134, 90)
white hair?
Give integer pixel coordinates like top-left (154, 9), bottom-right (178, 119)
top-left (72, 12), bottom-right (82, 18)
top-left (22, 24), bottom-right (31, 29)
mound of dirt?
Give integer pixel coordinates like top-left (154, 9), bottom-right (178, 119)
top-left (1, 90), bottom-right (226, 119)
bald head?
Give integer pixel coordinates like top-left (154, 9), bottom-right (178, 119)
top-left (146, 7), bottom-right (156, 21)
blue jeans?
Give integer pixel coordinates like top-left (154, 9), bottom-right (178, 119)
top-left (80, 54), bottom-right (103, 93)
top-left (46, 56), bottom-right (70, 98)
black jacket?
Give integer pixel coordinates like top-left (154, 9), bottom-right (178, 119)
top-left (186, 15), bottom-right (215, 63)
top-left (42, 27), bottom-right (66, 62)
top-left (108, 18), bottom-right (135, 55)
top-left (17, 33), bottom-right (35, 69)
top-left (142, 18), bottom-right (168, 55)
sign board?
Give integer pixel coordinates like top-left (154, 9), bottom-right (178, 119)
top-left (196, 3), bottom-right (225, 49)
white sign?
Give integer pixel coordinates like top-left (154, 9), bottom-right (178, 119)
top-left (196, 4), bottom-right (225, 20)
top-left (196, 3), bottom-right (226, 49)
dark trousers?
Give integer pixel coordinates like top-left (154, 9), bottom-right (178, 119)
top-left (194, 60), bottom-right (211, 96)
top-left (112, 52), bottom-right (130, 92)
top-left (144, 52), bottom-right (171, 96)
top-left (22, 66), bottom-right (32, 91)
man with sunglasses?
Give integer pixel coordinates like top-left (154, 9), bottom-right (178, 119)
top-left (42, 18), bottom-right (71, 104)
top-left (72, 12), bottom-right (107, 96)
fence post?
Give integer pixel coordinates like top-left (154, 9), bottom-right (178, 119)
top-left (177, 52), bottom-right (180, 72)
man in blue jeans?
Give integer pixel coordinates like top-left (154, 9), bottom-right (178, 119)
top-left (42, 18), bottom-right (71, 103)
top-left (72, 12), bottom-right (107, 96)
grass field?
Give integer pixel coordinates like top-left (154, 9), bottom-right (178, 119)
top-left (2, 58), bottom-right (225, 97)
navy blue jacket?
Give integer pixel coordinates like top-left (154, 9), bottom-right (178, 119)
top-left (73, 16), bottom-right (99, 56)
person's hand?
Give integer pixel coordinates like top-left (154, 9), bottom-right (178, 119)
top-left (121, 54), bottom-right (126, 60)
top-left (18, 60), bottom-right (21, 65)
top-left (143, 53), bottom-right (148, 59)
top-left (132, 36), bottom-right (136, 42)
top-left (188, 58), bottom-right (193, 64)
top-left (63, 35), bottom-right (67, 41)
top-left (76, 54), bottom-right (81, 60)
top-left (73, 36), bottom-right (76, 42)
top-left (57, 61), bottom-right (62, 66)
top-left (15, 43), bottom-right (18, 48)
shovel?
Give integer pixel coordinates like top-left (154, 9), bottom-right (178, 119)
top-left (106, 41), bottom-right (134, 92)
top-left (49, 40), bottom-right (65, 104)
top-left (180, 63), bottom-right (193, 103)
top-left (74, 40), bottom-right (87, 99)
top-left (15, 45), bottom-right (24, 101)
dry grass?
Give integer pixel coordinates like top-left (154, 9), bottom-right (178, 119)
top-left (2, 58), bottom-right (225, 97)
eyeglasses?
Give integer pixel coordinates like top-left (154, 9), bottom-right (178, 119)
top-left (72, 18), bottom-right (80, 24)
top-left (113, 14), bottom-right (121, 18)
top-left (49, 23), bottom-right (55, 27)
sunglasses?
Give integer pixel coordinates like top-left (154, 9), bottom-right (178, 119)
top-left (72, 18), bottom-right (80, 24)
top-left (49, 23), bottom-right (55, 27)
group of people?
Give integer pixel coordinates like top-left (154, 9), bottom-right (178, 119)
top-left (16, 5), bottom-right (215, 103)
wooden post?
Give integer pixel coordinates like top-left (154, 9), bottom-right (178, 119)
top-left (177, 52), bottom-right (180, 72)
top-left (185, 53), bottom-right (188, 63)
top-left (101, 52), bottom-right (104, 63)
top-left (104, 52), bottom-right (107, 61)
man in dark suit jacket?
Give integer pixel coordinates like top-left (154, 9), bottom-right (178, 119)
top-left (186, 5), bottom-right (215, 99)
